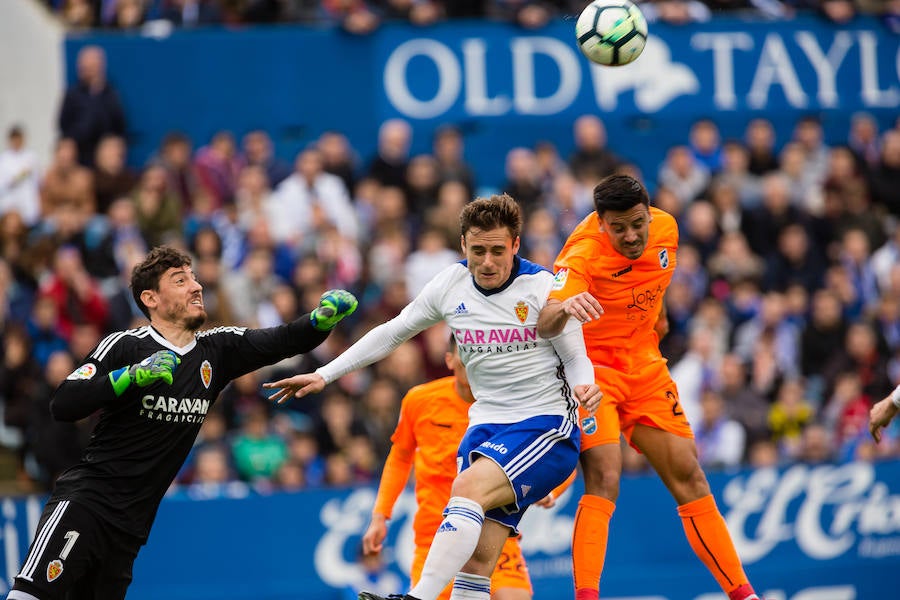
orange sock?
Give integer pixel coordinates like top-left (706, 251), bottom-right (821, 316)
top-left (572, 495), bottom-right (616, 599)
top-left (678, 495), bottom-right (751, 596)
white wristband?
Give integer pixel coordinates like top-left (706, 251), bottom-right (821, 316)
top-left (891, 385), bottom-right (900, 409)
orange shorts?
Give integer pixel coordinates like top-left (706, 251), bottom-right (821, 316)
top-left (579, 358), bottom-right (693, 452)
top-left (411, 535), bottom-right (532, 600)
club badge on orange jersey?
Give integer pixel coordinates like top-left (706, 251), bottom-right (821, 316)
top-left (200, 360), bottom-right (212, 389)
top-left (658, 248), bottom-right (670, 269)
top-left (514, 301), bottom-right (528, 324)
top-left (47, 559), bottom-right (63, 582)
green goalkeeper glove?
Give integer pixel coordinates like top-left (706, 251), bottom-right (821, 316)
top-left (109, 350), bottom-right (181, 397)
top-left (310, 289), bottom-right (358, 331)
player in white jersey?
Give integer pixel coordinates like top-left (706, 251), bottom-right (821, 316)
top-left (265, 194), bottom-right (601, 600)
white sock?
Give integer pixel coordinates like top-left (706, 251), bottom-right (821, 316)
top-left (408, 496), bottom-right (484, 600)
top-left (449, 572), bottom-right (491, 600)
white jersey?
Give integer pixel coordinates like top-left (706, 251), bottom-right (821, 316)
top-left (316, 257), bottom-right (593, 427)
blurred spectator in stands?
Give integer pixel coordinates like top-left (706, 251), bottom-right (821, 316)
top-left (424, 180), bottom-right (469, 249)
top-left (194, 253), bottom-right (237, 328)
top-left (345, 434), bottom-right (378, 483)
top-left (432, 124), bottom-right (475, 197)
top-left (734, 291), bottom-right (801, 378)
top-left (822, 371), bottom-right (871, 460)
top-left (59, 46), bottom-right (126, 167)
top-left (313, 224), bottom-right (363, 291)
top-left (106, 0), bottom-right (148, 28)
top-left (58, 0), bottom-right (97, 28)
top-left (707, 231), bottom-right (765, 291)
top-left (315, 388), bottom-right (367, 457)
top-left (242, 129), bottom-right (291, 188)
top-left (193, 131), bottom-right (242, 208)
top-left (533, 140), bottom-right (566, 199)
top-left (155, 131), bottom-right (198, 208)
top-left (711, 140), bottom-right (762, 209)
top-left (695, 389), bottom-right (746, 469)
top-left (358, 376), bottom-right (401, 463)
top-left (544, 171), bottom-right (593, 236)
top-left (874, 294), bottom-right (900, 353)
top-left (0, 126), bottom-right (41, 227)
top-left (768, 378), bottom-right (815, 459)
top-left (671, 327), bottom-right (721, 426)
top-left (234, 165), bottom-right (274, 234)
top-left (792, 115), bottom-right (830, 187)
top-left (40, 137), bottom-right (95, 221)
top-left (318, 130), bottom-right (358, 194)
top-left (0, 222), bottom-right (36, 324)
top-left (367, 225), bottom-right (411, 300)
top-left (231, 398), bottom-right (288, 483)
top-left (404, 154), bottom-right (442, 224)
top-left (639, 0), bottom-right (711, 23)
top-left (132, 163), bottom-right (181, 247)
top-left (658, 145), bottom-right (710, 210)
top-left (764, 223), bottom-right (826, 293)
top-left (796, 422), bottom-right (835, 464)
top-left (848, 112), bottom-right (880, 172)
top-left (824, 320), bottom-right (892, 402)
top-left (0, 324), bottom-right (41, 466)
top-left (285, 428), bottom-right (325, 486)
top-left (718, 353), bottom-right (770, 443)
top-left (490, 0), bottom-right (566, 28)
top-left (681, 201), bottom-right (720, 263)
top-left (92, 134), bottom-right (138, 215)
top-left (367, 118), bottom-right (412, 190)
top-left (568, 114), bottom-right (619, 185)
top-left (37, 245), bottom-right (109, 341)
top-left (321, 0), bottom-right (381, 33)
top-left (520, 207), bottom-right (563, 268)
top-left (405, 226), bottom-right (460, 299)
top-left (688, 118), bottom-right (723, 174)
top-left (837, 227), bottom-right (880, 314)
top-left (502, 147), bottom-right (543, 216)
top-left (870, 129), bottom-right (900, 217)
top-left (800, 289), bottom-right (847, 395)
top-left (744, 118), bottom-right (780, 176)
top-left (273, 458), bottom-right (307, 492)
top-left (157, 0), bottom-right (223, 26)
top-left (222, 245), bottom-right (285, 326)
top-left (376, 339), bottom-right (426, 392)
top-left (272, 146), bottom-right (359, 250)
top-left (818, 0), bottom-right (857, 23)
top-left (741, 172), bottom-right (808, 258)
top-left (746, 439), bottom-right (780, 468)
top-left (778, 142), bottom-right (821, 213)
top-left (24, 350), bottom-right (87, 491)
top-left (871, 220), bottom-right (900, 293)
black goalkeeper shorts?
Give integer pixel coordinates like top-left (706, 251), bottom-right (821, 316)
top-left (8, 499), bottom-right (142, 600)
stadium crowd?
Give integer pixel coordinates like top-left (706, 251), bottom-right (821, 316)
top-left (1, 24), bottom-right (900, 499)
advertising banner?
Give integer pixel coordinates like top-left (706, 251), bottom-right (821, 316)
top-left (0, 460), bottom-right (898, 599)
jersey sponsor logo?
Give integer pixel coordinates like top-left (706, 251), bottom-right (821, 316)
top-left (551, 268), bottom-right (568, 290)
top-left (456, 328), bottom-right (537, 345)
top-left (580, 415), bottom-right (597, 435)
top-left (200, 360), bottom-right (212, 389)
top-left (658, 248), bottom-right (670, 269)
top-left (46, 559), bottom-right (63, 582)
top-left (514, 301), bottom-right (528, 324)
top-left (140, 395), bottom-right (211, 423)
top-left (66, 363), bottom-right (97, 381)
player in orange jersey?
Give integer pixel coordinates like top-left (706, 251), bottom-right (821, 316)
top-left (537, 175), bottom-right (761, 600)
top-left (361, 335), bottom-right (574, 600)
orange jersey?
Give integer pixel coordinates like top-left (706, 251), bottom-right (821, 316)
top-left (549, 207), bottom-right (678, 371)
top-left (376, 376), bottom-right (470, 547)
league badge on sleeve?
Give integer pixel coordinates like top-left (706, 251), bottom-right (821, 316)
top-left (66, 363), bottom-right (97, 381)
top-left (552, 268), bottom-right (568, 290)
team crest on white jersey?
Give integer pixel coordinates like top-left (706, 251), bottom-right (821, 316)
top-left (658, 249), bottom-right (669, 269)
top-left (551, 268), bottom-right (568, 290)
top-left (200, 360), bottom-right (212, 389)
top-left (66, 363), bottom-right (97, 381)
top-left (47, 559), bottom-right (63, 582)
top-left (514, 301), bottom-right (528, 324)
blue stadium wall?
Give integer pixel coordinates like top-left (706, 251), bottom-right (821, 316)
top-left (0, 460), bottom-right (898, 599)
top-left (64, 15), bottom-right (900, 191)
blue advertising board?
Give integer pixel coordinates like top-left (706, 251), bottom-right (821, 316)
top-left (0, 460), bottom-right (898, 599)
top-left (65, 15), bottom-right (899, 191)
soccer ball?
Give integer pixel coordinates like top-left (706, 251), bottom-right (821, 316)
top-left (575, 0), bottom-right (648, 67)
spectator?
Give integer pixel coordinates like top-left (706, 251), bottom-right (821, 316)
top-left (688, 118), bottom-right (724, 173)
top-left (59, 45), bottom-right (127, 167)
top-left (158, 0), bottom-right (224, 26)
top-left (568, 114), bottom-right (620, 184)
top-left (36, 245), bottom-right (109, 341)
top-left (193, 131), bottom-right (243, 208)
top-left (744, 118), bottom-right (780, 176)
top-left (763, 223), bottom-right (826, 293)
top-left (367, 118), bottom-right (412, 190)
top-left (318, 130), bottom-right (359, 194)
top-left (0, 126), bottom-right (41, 227)
top-left (92, 134), bottom-right (139, 214)
top-left (768, 378), bottom-right (815, 459)
top-left (717, 353), bottom-right (770, 443)
top-left (869, 130), bottom-right (900, 217)
top-left (132, 164), bottom-right (182, 247)
top-left (404, 226), bottom-right (461, 299)
top-left (694, 389), bottom-right (746, 469)
top-left (242, 129), bottom-right (291, 188)
top-left (501, 147), bottom-right (543, 216)
top-left (40, 137), bottom-right (95, 221)
top-left (657, 145), bottom-right (710, 209)
top-left (231, 399), bottom-right (288, 483)
top-left (155, 131), bottom-right (198, 208)
top-left (432, 124), bottom-right (475, 196)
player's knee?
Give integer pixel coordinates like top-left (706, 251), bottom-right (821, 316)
top-left (582, 463), bottom-right (621, 499)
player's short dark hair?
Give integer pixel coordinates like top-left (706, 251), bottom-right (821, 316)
top-left (593, 174), bottom-right (650, 216)
top-left (459, 193), bottom-right (522, 240)
top-left (131, 246), bottom-right (193, 319)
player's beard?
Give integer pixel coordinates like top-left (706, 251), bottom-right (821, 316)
top-left (184, 311), bottom-right (207, 331)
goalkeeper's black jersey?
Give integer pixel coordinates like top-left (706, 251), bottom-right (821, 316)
top-left (49, 317), bottom-right (329, 541)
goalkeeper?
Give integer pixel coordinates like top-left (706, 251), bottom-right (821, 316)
top-left (6, 246), bottom-right (357, 600)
